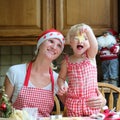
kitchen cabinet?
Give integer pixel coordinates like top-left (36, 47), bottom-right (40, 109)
top-left (0, 0), bottom-right (54, 45)
top-left (118, 1), bottom-right (120, 32)
top-left (55, 0), bottom-right (118, 37)
top-left (0, 0), bottom-right (118, 45)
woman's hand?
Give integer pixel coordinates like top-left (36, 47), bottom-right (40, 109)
top-left (86, 89), bottom-right (106, 109)
top-left (4, 76), bottom-right (14, 101)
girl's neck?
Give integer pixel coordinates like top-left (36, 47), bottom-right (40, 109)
top-left (69, 53), bottom-right (86, 63)
top-left (73, 53), bottom-right (85, 58)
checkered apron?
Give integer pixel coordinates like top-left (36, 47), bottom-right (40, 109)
top-left (13, 62), bottom-right (54, 117)
top-left (65, 56), bottom-right (100, 116)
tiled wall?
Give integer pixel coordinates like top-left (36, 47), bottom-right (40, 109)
top-left (0, 45), bottom-right (72, 86)
top-left (0, 46), bottom-right (36, 86)
top-left (1, 45), bottom-right (118, 87)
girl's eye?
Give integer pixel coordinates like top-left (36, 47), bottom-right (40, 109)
top-left (83, 34), bottom-right (88, 41)
top-left (74, 38), bottom-right (78, 41)
top-left (85, 36), bottom-right (88, 40)
top-left (73, 37), bottom-right (79, 41)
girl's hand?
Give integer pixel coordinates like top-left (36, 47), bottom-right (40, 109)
top-left (80, 24), bottom-right (92, 34)
top-left (57, 85), bottom-right (68, 96)
top-left (86, 89), bottom-right (106, 109)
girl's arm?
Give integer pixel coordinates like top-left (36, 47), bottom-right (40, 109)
top-left (84, 24), bottom-right (98, 58)
top-left (57, 60), bottom-right (67, 86)
top-left (57, 60), bottom-right (68, 95)
top-left (4, 76), bottom-right (14, 101)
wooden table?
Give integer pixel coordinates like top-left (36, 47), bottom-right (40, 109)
top-left (37, 117), bottom-right (96, 120)
top-left (0, 117), bottom-right (96, 120)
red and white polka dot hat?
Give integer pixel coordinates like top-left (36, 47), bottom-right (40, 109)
top-left (35, 29), bottom-right (65, 55)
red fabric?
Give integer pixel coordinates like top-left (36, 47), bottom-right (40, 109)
top-left (13, 62), bottom-right (54, 117)
top-left (24, 62), bottom-right (32, 86)
top-left (110, 44), bottom-right (119, 54)
top-left (65, 56), bottom-right (100, 116)
top-left (37, 29), bottom-right (64, 42)
top-left (99, 47), bottom-right (119, 61)
top-left (108, 29), bottom-right (118, 36)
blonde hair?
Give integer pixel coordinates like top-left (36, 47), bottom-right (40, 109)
top-left (66, 23), bottom-right (87, 43)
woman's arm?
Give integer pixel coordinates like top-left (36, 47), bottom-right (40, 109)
top-left (86, 89), bottom-right (106, 109)
top-left (58, 89), bottom-right (106, 109)
top-left (4, 76), bottom-right (14, 101)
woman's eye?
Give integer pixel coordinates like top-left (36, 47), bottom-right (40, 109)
top-left (57, 44), bottom-right (62, 48)
top-left (48, 39), bottom-right (62, 48)
top-left (48, 39), bottom-right (54, 43)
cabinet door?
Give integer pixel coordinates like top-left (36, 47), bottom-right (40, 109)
top-left (55, 0), bottom-right (118, 37)
top-left (0, 0), bottom-right (53, 45)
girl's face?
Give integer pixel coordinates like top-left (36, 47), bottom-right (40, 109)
top-left (70, 33), bottom-right (90, 56)
top-left (38, 38), bottom-right (63, 60)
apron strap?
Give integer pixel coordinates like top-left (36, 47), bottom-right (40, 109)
top-left (24, 62), bottom-right (32, 86)
top-left (24, 62), bottom-right (54, 93)
top-left (49, 68), bottom-right (54, 93)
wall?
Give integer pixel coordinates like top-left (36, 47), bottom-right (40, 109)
top-left (0, 46), bottom-right (36, 86)
top-left (0, 45), bottom-right (105, 86)
top-left (0, 45), bottom-right (67, 86)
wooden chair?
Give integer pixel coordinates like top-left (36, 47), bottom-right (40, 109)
top-left (63, 82), bottom-right (120, 116)
top-left (51, 95), bottom-right (61, 115)
top-left (98, 82), bottom-right (120, 111)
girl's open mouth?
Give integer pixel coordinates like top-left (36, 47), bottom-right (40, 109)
top-left (77, 45), bottom-right (83, 50)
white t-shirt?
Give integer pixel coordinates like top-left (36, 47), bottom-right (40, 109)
top-left (6, 63), bottom-right (60, 103)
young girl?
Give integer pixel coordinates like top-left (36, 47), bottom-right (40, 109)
top-left (57, 23), bottom-right (101, 116)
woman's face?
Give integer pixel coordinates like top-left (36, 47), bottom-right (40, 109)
top-left (38, 38), bottom-right (63, 60)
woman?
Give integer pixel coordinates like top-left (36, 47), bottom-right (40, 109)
top-left (4, 29), bottom-right (106, 117)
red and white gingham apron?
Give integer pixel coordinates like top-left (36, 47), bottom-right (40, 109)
top-left (13, 62), bottom-right (54, 117)
top-left (65, 56), bottom-right (100, 116)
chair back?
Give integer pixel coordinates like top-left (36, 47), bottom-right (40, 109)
top-left (51, 95), bottom-right (61, 115)
top-left (98, 82), bottom-right (120, 111)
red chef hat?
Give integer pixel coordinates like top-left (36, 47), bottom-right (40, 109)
top-left (35, 29), bottom-right (65, 55)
